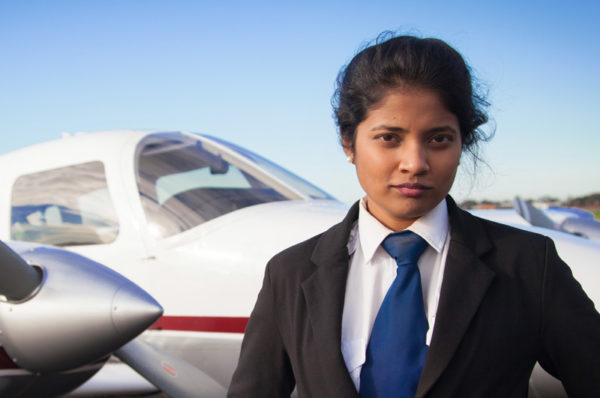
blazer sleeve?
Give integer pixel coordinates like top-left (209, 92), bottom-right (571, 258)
top-left (539, 237), bottom-right (600, 397)
top-left (227, 260), bottom-right (295, 397)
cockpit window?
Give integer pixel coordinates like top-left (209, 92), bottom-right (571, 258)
top-left (136, 133), bottom-right (305, 238)
top-left (10, 161), bottom-right (119, 246)
top-left (205, 135), bottom-right (333, 201)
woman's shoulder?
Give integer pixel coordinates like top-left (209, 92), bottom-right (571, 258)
top-left (266, 202), bottom-right (359, 281)
top-left (262, 232), bottom-right (328, 293)
top-left (467, 208), bottom-right (552, 245)
top-left (449, 198), bottom-right (552, 247)
top-left (448, 203), bottom-right (559, 276)
top-left (269, 232), bottom-right (324, 267)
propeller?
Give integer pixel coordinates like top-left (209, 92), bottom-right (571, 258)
top-left (115, 338), bottom-right (227, 398)
top-left (0, 241), bottom-right (42, 301)
top-left (0, 240), bottom-right (224, 398)
top-left (0, 242), bottom-right (164, 373)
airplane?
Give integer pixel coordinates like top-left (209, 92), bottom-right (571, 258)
top-left (512, 197), bottom-right (600, 242)
top-left (0, 130), bottom-right (349, 396)
top-left (0, 130), bottom-right (597, 397)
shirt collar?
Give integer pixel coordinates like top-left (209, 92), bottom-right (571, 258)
top-left (408, 198), bottom-right (449, 254)
top-left (350, 197), bottom-right (449, 262)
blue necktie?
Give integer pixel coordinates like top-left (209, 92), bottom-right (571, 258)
top-left (359, 231), bottom-right (429, 398)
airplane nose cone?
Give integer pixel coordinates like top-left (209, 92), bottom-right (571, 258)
top-left (112, 282), bottom-right (163, 340)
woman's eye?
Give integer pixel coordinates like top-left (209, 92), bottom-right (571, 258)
top-left (430, 134), bottom-right (453, 144)
top-left (377, 133), bottom-right (399, 143)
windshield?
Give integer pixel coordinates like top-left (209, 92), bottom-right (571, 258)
top-left (204, 135), bottom-right (333, 200)
top-left (136, 132), bottom-right (331, 238)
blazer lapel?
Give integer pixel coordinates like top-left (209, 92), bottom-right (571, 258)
top-left (301, 202), bottom-right (360, 397)
top-left (416, 197), bottom-right (496, 398)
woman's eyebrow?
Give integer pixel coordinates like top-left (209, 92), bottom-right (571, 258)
top-left (370, 124), bottom-right (408, 132)
top-left (371, 124), bottom-right (458, 134)
top-left (428, 125), bottom-right (459, 134)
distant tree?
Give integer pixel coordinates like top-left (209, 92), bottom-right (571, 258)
top-left (539, 195), bottom-right (559, 203)
top-left (566, 193), bottom-right (600, 207)
top-left (460, 200), bottom-right (477, 209)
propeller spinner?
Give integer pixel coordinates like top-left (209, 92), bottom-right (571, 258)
top-left (0, 241), bottom-right (163, 372)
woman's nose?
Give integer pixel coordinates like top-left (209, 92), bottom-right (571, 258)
top-left (398, 141), bottom-right (429, 174)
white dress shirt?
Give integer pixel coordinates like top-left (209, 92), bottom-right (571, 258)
top-left (341, 197), bottom-right (451, 391)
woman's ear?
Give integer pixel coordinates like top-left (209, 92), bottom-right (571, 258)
top-left (342, 140), bottom-right (354, 164)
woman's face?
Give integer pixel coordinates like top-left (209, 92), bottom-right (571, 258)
top-left (344, 87), bottom-right (462, 231)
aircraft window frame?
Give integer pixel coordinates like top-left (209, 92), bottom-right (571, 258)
top-left (10, 161), bottom-right (120, 246)
top-left (135, 132), bottom-right (310, 238)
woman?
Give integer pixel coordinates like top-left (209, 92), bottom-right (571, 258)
top-left (228, 35), bottom-right (600, 398)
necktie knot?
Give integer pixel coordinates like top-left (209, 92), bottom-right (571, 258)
top-left (382, 231), bottom-right (428, 266)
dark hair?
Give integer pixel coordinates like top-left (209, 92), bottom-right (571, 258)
top-left (333, 33), bottom-right (491, 159)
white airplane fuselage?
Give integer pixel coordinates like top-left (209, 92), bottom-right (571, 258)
top-left (0, 131), bottom-right (349, 392)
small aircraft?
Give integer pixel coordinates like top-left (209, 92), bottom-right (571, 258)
top-left (511, 197), bottom-right (600, 242)
top-left (0, 130), bottom-right (597, 397)
top-left (0, 130), bottom-right (349, 396)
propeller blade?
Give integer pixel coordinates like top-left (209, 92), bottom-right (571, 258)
top-left (115, 339), bottom-right (226, 398)
top-left (0, 241), bottom-right (42, 301)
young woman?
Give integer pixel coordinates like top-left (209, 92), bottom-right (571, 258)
top-left (228, 35), bottom-right (600, 398)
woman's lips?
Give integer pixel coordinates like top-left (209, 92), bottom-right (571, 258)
top-left (392, 183), bottom-right (431, 198)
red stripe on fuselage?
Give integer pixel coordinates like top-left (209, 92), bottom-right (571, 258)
top-left (0, 348), bottom-right (19, 369)
top-left (150, 316), bottom-right (249, 333)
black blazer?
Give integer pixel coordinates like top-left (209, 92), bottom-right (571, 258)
top-left (228, 197), bottom-right (600, 397)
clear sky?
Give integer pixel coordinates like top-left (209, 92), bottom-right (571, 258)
top-left (1, 0), bottom-right (598, 205)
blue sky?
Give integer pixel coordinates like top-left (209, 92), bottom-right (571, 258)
top-left (1, 0), bottom-right (598, 205)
